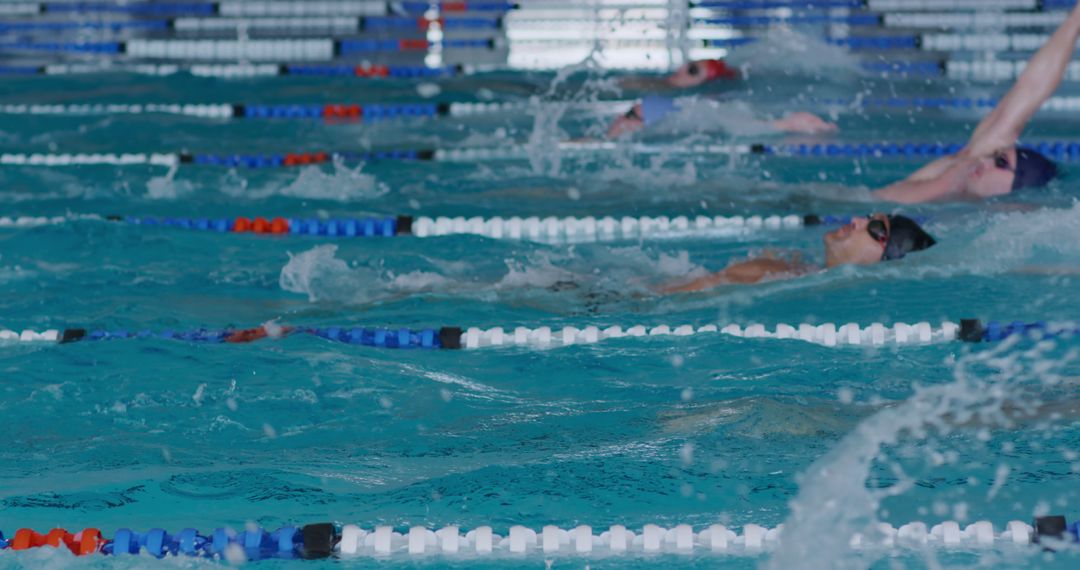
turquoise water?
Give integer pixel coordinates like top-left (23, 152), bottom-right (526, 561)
top-left (1, 56), bottom-right (1080, 568)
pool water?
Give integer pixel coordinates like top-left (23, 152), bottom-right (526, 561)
top-left (1, 35), bottom-right (1080, 570)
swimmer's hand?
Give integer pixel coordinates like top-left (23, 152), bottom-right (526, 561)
top-left (771, 112), bottom-right (838, 135)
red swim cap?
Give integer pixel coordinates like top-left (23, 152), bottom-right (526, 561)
top-left (702, 59), bottom-right (738, 81)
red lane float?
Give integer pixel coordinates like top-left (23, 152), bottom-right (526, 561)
top-left (281, 152), bottom-right (330, 166)
top-left (232, 216), bottom-right (290, 234)
top-left (322, 104), bottom-right (363, 119)
top-left (399, 39), bottom-right (429, 51)
top-left (10, 528), bottom-right (102, 555)
top-left (354, 64), bottom-right (389, 77)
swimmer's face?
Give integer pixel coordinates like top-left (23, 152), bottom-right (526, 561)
top-left (607, 103), bottom-right (644, 139)
top-left (823, 214), bottom-right (888, 268)
top-left (965, 147), bottom-right (1017, 198)
top-left (666, 62), bottom-right (709, 88)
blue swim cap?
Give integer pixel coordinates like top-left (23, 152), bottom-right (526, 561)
top-left (1012, 146), bottom-right (1058, 190)
top-left (882, 215), bottom-right (936, 261)
top-left (640, 96), bottom-right (676, 126)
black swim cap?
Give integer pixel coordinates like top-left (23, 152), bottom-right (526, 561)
top-left (882, 215), bottom-right (936, 261)
top-left (1012, 146), bottom-right (1058, 190)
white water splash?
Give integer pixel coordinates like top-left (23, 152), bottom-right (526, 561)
top-left (279, 245), bottom-right (372, 303)
top-left (524, 53), bottom-right (623, 177)
top-left (217, 159), bottom-right (387, 202)
top-left (279, 159), bottom-right (388, 202)
top-left (145, 163), bottom-right (195, 200)
top-left (495, 251), bottom-right (578, 290)
top-left (963, 202), bottom-right (1080, 273)
top-left (729, 28), bottom-right (863, 78)
top-left (769, 339), bottom-right (1076, 569)
top-left (279, 245), bottom-right (449, 304)
top-left (524, 96), bottom-right (570, 177)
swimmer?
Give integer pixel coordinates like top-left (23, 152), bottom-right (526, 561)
top-left (660, 214), bottom-right (935, 293)
top-left (619, 59), bottom-right (740, 91)
top-left (874, 3), bottom-right (1080, 203)
top-left (607, 95), bottom-right (838, 139)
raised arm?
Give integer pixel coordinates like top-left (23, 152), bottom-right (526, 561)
top-left (965, 4), bottom-right (1080, 155)
top-left (873, 155), bottom-right (978, 203)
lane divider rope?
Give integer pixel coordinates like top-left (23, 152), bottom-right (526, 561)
top-left (882, 12), bottom-right (1068, 29)
top-left (866, 0), bottom-right (1047, 10)
top-left (173, 15), bottom-right (502, 33)
top-left (0, 516), bottom-right (1075, 559)
top-left (4, 140), bottom-right (1080, 168)
top-left (11, 34), bottom-right (1070, 59)
top-left (0, 100), bottom-right (629, 120)
top-left (946, 59), bottom-right (1080, 81)
top-left (0, 20), bottom-right (170, 31)
top-left (0, 214), bottom-right (101, 227)
top-left (701, 10), bottom-right (1080, 29)
top-left (31, 1), bottom-right (517, 16)
top-left (0, 62), bottom-right (464, 78)
top-left (0, 16), bottom-right (502, 34)
top-left (0, 38), bottom-right (499, 60)
top-left (692, 0), bottom-right (862, 8)
top-left (818, 94), bottom-right (1080, 112)
top-left (1, 320), bottom-right (1072, 350)
top-left (115, 213), bottom-right (820, 241)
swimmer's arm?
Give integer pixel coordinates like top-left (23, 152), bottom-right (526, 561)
top-left (768, 112), bottom-right (838, 135)
top-left (874, 157), bottom-right (976, 203)
top-left (658, 258), bottom-right (797, 293)
top-left (965, 3), bottom-right (1080, 155)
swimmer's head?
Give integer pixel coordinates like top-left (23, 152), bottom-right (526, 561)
top-left (824, 214), bottom-right (936, 267)
top-left (1012, 146), bottom-right (1058, 190)
top-left (607, 96), bottom-right (677, 138)
top-left (967, 147), bottom-right (1058, 198)
top-left (666, 59), bottom-right (738, 88)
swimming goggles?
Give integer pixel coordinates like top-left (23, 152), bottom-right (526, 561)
top-left (866, 216), bottom-right (889, 244)
top-left (993, 149), bottom-right (1014, 172)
